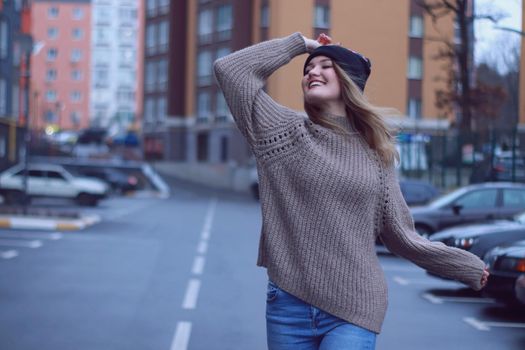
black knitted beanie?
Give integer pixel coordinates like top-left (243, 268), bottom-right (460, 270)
top-left (303, 45), bottom-right (372, 91)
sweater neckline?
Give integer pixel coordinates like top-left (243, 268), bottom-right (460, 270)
top-left (325, 114), bottom-right (358, 133)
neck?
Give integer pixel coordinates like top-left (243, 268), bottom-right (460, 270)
top-left (319, 101), bottom-right (346, 118)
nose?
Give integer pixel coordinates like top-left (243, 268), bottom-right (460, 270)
top-left (307, 65), bottom-right (321, 77)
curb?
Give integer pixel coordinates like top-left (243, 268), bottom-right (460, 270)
top-left (0, 214), bottom-right (101, 231)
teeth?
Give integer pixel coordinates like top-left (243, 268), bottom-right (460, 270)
top-left (309, 81), bottom-right (323, 88)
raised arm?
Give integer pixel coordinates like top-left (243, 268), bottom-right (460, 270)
top-left (379, 165), bottom-right (486, 290)
top-left (213, 33), bottom-right (308, 146)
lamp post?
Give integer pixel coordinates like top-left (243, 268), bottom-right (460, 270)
top-left (16, 33), bottom-right (33, 210)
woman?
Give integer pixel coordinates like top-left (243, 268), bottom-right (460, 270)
top-left (214, 33), bottom-right (489, 350)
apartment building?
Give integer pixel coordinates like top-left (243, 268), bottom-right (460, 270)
top-left (0, 0), bottom-right (27, 170)
top-left (31, 0), bottom-right (91, 131)
top-left (90, 0), bottom-right (143, 132)
top-left (142, 0), bottom-right (460, 164)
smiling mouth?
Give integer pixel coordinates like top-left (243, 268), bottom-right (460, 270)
top-left (308, 81), bottom-right (325, 89)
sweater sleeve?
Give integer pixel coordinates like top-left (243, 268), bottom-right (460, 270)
top-left (379, 164), bottom-right (486, 291)
top-left (213, 32), bottom-right (307, 147)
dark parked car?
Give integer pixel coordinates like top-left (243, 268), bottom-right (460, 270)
top-left (410, 182), bottom-right (525, 237)
top-left (429, 211), bottom-right (525, 258)
top-left (515, 274), bottom-right (525, 305)
top-left (483, 240), bottom-right (525, 304)
top-left (399, 179), bottom-right (440, 206)
top-left (72, 167), bottom-right (139, 194)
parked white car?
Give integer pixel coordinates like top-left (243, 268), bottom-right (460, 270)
top-left (0, 163), bottom-right (109, 206)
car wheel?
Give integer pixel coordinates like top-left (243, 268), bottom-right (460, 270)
top-left (76, 193), bottom-right (98, 207)
top-left (415, 224), bottom-right (433, 239)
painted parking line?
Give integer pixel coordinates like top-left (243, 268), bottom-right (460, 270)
top-left (0, 239), bottom-right (42, 248)
top-left (0, 250), bottom-right (18, 259)
top-left (422, 292), bottom-right (496, 305)
top-left (170, 321), bottom-right (192, 350)
top-left (0, 232), bottom-right (63, 240)
top-left (196, 241), bottom-right (208, 255)
top-left (393, 276), bottom-right (461, 286)
top-left (182, 279), bottom-right (201, 310)
top-left (464, 317), bottom-right (525, 331)
top-left (191, 256), bottom-right (206, 275)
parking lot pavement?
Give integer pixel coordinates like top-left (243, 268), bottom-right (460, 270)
top-left (378, 255), bottom-right (525, 350)
top-left (0, 230), bottom-right (64, 260)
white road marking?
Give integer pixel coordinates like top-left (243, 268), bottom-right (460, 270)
top-left (0, 232), bottom-right (62, 240)
top-left (422, 293), bottom-right (495, 305)
top-left (0, 239), bottom-right (42, 248)
top-left (196, 241), bottom-right (208, 255)
top-left (0, 250), bottom-right (18, 259)
top-left (201, 198), bottom-right (217, 241)
top-left (170, 321), bottom-right (192, 350)
top-left (392, 275), bottom-right (461, 286)
top-left (382, 265), bottom-right (422, 272)
top-left (182, 279), bottom-right (201, 310)
top-left (191, 256), bottom-right (206, 275)
top-left (464, 317), bottom-right (491, 331)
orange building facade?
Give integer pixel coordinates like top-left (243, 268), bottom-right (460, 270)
top-left (31, 0), bottom-right (91, 131)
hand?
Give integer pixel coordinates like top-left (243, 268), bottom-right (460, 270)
top-left (302, 35), bottom-right (320, 53)
top-left (480, 268), bottom-right (489, 288)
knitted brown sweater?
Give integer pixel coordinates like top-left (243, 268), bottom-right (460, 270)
top-left (213, 32), bottom-right (485, 334)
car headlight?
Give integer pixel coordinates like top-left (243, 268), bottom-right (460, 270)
top-left (454, 237), bottom-right (477, 249)
top-left (497, 258), bottom-right (525, 272)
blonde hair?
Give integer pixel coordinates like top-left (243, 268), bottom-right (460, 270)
top-left (304, 63), bottom-right (399, 165)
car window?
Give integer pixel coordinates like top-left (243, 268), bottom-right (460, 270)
top-left (28, 170), bottom-right (45, 178)
top-left (503, 189), bottom-right (525, 208)
top-left (454, 189), bottom-right (498, 209)
top-left (46, 171), bottom-right (65, 180)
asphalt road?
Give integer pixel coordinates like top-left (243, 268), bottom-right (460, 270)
top-left (0, 183), bottom-right (524, 350)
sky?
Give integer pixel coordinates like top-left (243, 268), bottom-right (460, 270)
top-left (474, 0), bottom-right (522, 72)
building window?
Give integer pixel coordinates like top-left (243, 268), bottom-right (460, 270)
top-left (216, 91), bottom-right (230, 121)
top-left (70, 91), bottom-right (82, 102)
top-left (157, 59), bottom-right (168, 90)
top-left (158, 0), bottom-right (169, 14)
top-left (96, 27), bottom-right (110, 44)
top-left (409, 15), bottom-right (424, 38)
top-left (197, 50), bottom-right (213, 86)
top-left (157, 97), bottom-right (167, 119)
top-left (46, 90), bottom-right (57, 102)
top-left (119, 7), bottom-right (138, 22)
top-left (118, 70), bottom-right (135, 88)
top-left (407, 98), bottom-right (422, 119)
top-left (158, 21), bottom-right (169, 53)
top-left (407, 56), bottom-right (423, 79)
top-left (71, 69), bottom-right (83, 81)
top-left (220, 136), bottom-right (228, 162)
top-left (146, 23), bottom-right (157, 55)
top-left (46, 69), bottom-right (57, 81)
top-left (216, 47), bottom-right (231, 60)
top-left (12, 83), bottom-right (19, 118)
top-left (0, 79), bottom-right (6, 115)
top-left (95, 69), bottom-right (109, 87)
top-left (48, 6), bottom-right (59, 19)
top-left (0, 20), bottom-right (8, 59)
top-left (71, 48), bottom-right (82, 62)
top-left (146, 0), bottom-right (157, 17)
top-left (197, 91), bottom-right (211, 121)
top-left (94, 49), bottom-right (110, 66)
top-left (96, 6), bottom-right (111, 24)
top-left (144, 98), bottom-right (156, 122)
top-left (261, 4), bottom-right (269, 28)
top-left (314, 5), bottom-right (330, 29)
top-left (48, 27), bottom-right (59, 39)
top-left (72, 7), bottom-right (84, 20)
top-left (72, 28), bottom-right (83, 40)
top-left (145, 61), bottom-right (156, 92)
top-left (70, 111), bottom-right (81, 126)
top-left (47, 48), bottom-right (58, 61)
top-left (198, 9), bottom-right (213, 44)
top-left (216, 5), bottom-right (233, 40)
top-left (120, 49), bottom-right (135, 66)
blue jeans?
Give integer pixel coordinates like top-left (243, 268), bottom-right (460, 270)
top-left (266, 280), bottom-right (376, 350)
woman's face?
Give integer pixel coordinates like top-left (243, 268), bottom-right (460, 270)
top-left (302, 55), bottom-right (341, 106)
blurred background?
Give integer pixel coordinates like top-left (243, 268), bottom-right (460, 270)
top-left (1, 0), bottom-right (525, 349)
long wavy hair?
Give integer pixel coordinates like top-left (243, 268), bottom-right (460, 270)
top-left (304, 63), bottom-right (399, 165)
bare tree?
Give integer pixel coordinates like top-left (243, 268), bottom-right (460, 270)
top-left (417, 0), bottom-right (505, 132)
